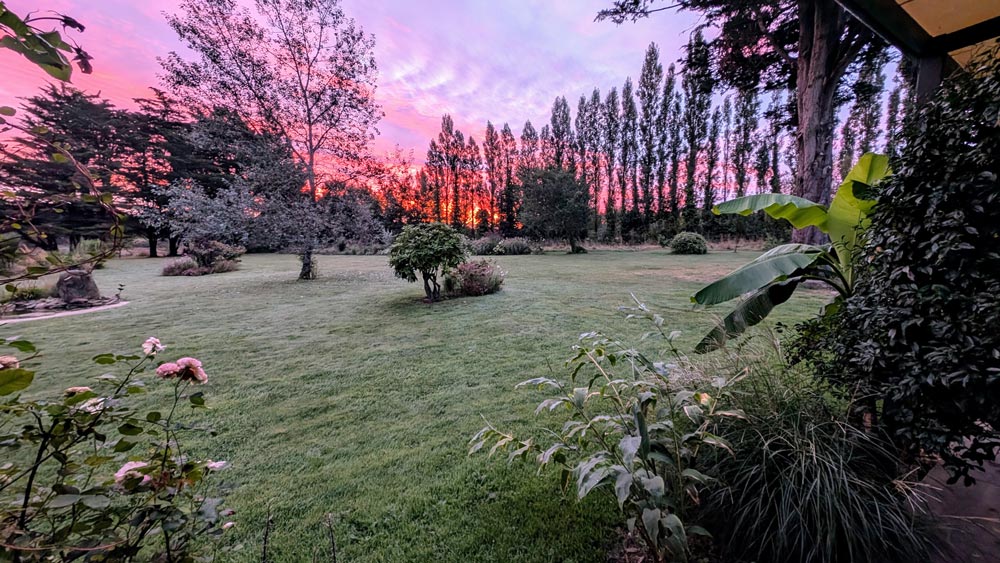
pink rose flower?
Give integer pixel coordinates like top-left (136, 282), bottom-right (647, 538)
top-left (142, 337), bottom-right (165, 356)
top-left (0, 355), bottom-right (19, 370)
top-left (176, 357), bottom-right (208, 384)
top-left (156, 362), bottom-right (181, 379)
top-left (205, 460), bottom-right (228, 471)
top-left (114, 461), bottom-right (150, 486)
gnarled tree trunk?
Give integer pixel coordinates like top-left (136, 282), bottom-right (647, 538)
top-left (299, 247), bottom-right (317, 280)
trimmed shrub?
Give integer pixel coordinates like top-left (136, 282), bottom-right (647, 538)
top-left (444, 260), bottom-right (505, 297)
top-left (162, 257), bottom-right (200, 277)
top-left (666, 231), bottom-right (707, 254)
top-left (1, 283), bottom-right (55, 303)
top-left (388, 222), bottom-right (467, 301)
top-left (469, 234), bottom-right (502, 256)
top-left (186, 240), bottom-right (245, 269)
top-left (494, 237), bottom-right (532, 255)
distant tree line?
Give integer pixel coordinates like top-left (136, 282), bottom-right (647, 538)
top-left (384, 32), bottom-right (910, 246)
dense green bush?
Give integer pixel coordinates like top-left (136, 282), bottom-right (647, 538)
top-left (388, 222), bottom-right (467, 301)
top-left (1, 283), bottom-right (55, 303)
top-left (444, 260), bottom-right (505, 297)
top-left (186, 239), bottom-right (245, 269)
top-left (666, 232), bottom-right (707, 254)
top-left (494, 237), bottom-right (532, 255)
top-left (795, 47), bottom-right (1000, 482)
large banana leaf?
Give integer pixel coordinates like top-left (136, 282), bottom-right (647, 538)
top-left (826, 153), bottom-right (889, 276)
top-left (692, 244), bottom-right (825, 306)
top-left (695, 279), bottom-right (801, 353)
top-left (712, 194), bottom-right (828, 230)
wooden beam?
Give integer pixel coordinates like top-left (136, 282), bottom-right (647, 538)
top-left (835, 0), bottom-right (935, 57)
top-left (930, 15), bottom-right (1000, 54)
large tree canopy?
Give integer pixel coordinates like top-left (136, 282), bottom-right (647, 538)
top-left (161, 0), bottom-right (382, 199)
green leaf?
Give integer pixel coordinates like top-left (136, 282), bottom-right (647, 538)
top-left (118, 423), bottom-right (143, 436)
top-left (0, 106), bottom-right (14, 117)
top-left (826, 152), bottom-right (889, 271)
top-left (696, 279), bottom-right (801, 353)
top-left (613, 467), bottom-right (633, 508)
top-left (641, 508), bottom-right (661, 549)
top-left (49, 494), bottom-right (81, 508)
top-left (189, 392), bottom-right (205, 407)
top-left (0, 368), bottom-right (34, 396)
top-left (692, 244), bottom-right (823, 306)
top-left (713, 193), bottom-right (828, 230)
top-left (80, 495), bottom-right (110, 509)
top-left (7, 340), bottom-right (36, 353)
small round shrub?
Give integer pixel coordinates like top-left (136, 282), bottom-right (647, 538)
top-left (667, 232), bottom-right (707, 254)
top-left (186, 240), bottom-right (245, 269)
top-left (494, 237), bottom-right (532, 255)
top-left (388, 222), bottom-right (467, 301)
top-left (444, 260), bottom-right (505, 297)
top-left (162, 257), bottom-right (201, 277)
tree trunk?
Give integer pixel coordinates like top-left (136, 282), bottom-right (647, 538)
top-left (792, 0), bottom-right (842, 245)
top-left (147, 228), bottom-right (158, 258)
top-left (299, 247), bottom-right (317, 280)
top-left (168, 236), bottom-right (181, 257)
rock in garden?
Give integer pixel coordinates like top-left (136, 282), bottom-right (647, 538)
top-left (56, 270), bottom-right (101, 302)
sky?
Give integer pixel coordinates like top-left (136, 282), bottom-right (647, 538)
top-left (2, 0), bottom-right (704, 159)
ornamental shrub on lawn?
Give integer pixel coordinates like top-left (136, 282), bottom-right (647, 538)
top-left (444, 260), bottom-right (505, 297)
top-left (494, 237), bottom-right (532, 255)
top-left (388, 222), bottom-right (467, 301)
top-left (667, 232), bottom-right (707, 255)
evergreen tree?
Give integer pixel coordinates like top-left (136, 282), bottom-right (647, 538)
top-left (680, 30), bottom-right (714, 232)
top-left (637, 42), bottom-right (663, 224)
top-left (519, 120), bottom-right (539, 171)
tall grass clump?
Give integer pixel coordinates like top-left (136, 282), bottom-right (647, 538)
top-left (702, 340), bottom-right (933, 563)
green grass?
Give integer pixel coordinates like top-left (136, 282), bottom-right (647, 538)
top-left (4, 250), bottom-right (831, 562)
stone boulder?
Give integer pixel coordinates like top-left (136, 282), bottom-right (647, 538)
top-left (56, 270), bottom-right (101, 302)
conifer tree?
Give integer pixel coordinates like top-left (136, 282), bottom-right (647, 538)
top-left (619, 77), bottom-right (639, 238)
top-left (602, 87), bottom-right (621, 239)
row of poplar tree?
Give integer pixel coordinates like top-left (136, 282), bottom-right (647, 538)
top-left (404, 32), bottom-right (913, 243)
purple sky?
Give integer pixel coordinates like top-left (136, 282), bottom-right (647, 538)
top-left (2, 0), bottom-right (704, 158)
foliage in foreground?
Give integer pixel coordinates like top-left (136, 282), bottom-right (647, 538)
top-left (388, 223), bottom-right (467, 301)
top-left (472, 299), bottom-right (743, 562)
top-left (0, 336), bottom-right (231, 560)
top-left (472, 298), bottom-right (931, 562)
top-left (702, 342), bottom-right (931, 563)
top-left (692, 153), bottom-right (890, 352)
top-left (794, 46), bottom-right (1000, 483)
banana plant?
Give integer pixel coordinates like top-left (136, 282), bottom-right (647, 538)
top-left (692, 153), bottom-right (890, 353)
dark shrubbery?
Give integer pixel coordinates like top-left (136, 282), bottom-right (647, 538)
top-left (794, 46), bottom-right (1000, 482)
top-left (666, 231), bottom-right (707, 254)
top-left (444, 260), bottom-right (505, 297)
top-left (469, 234), bottom-right (503, 255)
top-left (186, 240), bottom-right (245, 268)
top-left (494, 237), bottom-right (532, 255)
top-left (162, 257), bottom-right (239, 277)
top-left (1, 283), bottom-right (56, 303)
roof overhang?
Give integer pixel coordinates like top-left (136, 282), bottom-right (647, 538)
top-left (836, 0), bottom-right (1000, 66)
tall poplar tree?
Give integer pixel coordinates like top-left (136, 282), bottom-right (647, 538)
top-left (602, 87), bottom-right (621, 239)
top-left (588, 88), bottom-right (605, 231)
top-left (732, 88), bottom-right (758, 198)
top-left (619, 77), bottom-right (639, 237)
top-left (637, 42), bottom-right (663, 224)
top-left (680, 30), bottom-right (714, 232)
top-left (654, 64), bottom-right (676, 219)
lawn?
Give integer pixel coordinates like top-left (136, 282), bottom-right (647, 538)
top-left (4, 250), bottom-right (831, 562)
